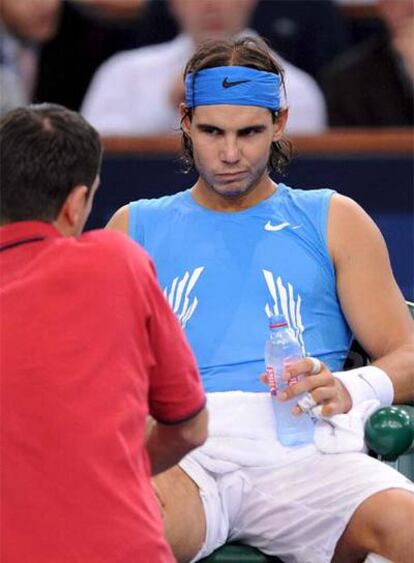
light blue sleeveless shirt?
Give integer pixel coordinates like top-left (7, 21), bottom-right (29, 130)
top-left (129, 183), bottom-right (352, 392)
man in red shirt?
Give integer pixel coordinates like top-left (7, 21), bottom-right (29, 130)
top-left (0, 103), bottom-right (207, 563)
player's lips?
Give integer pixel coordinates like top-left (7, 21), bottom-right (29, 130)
top-left (216, 171), bottom-right (248, 181)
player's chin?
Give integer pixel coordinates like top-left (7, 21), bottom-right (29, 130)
top-left (213, 179), bottom-right (252, 198)
top-left (215, 185), bottom-right (250, 198)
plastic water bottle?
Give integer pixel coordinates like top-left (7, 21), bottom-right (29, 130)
top-left (265, 314), bottom-right (315, 447)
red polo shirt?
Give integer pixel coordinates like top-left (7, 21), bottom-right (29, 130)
top-left (1, 221), bottom-right (205, 563)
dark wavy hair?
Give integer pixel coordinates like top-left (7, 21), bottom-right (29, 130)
top-left (0, 103), bottom-right (102, 224)
top-left (180, 36), bottom-right (293, 174)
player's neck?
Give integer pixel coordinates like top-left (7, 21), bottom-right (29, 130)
top-left (191, 175), bottom-right (277, 212)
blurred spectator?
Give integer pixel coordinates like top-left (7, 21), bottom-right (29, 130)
top-left (34, 0), bottom-right (175, 111)
top-left (76, 0), bottom-right (148, 20)
top-left (0, 0), bottom-right (61, 115)
top-left (322, 0), bottom-right (414, 127)
top-left (82, 0), bottom-right (327, 136)
top-left (251, 0), bottom-right (350, 82)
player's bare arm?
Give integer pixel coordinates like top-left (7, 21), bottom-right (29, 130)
top-left (329, 193), bottom-right (414, 403)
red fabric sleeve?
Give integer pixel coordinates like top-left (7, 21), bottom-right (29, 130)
top-left (144, 260), bottom-right (206, 424)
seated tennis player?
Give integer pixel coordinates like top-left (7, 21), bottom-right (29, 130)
top-left (107, 37), bottom-right (414, 563)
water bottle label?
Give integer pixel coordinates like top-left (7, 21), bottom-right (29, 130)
top-left (266, 366), bottom-right (277, 396)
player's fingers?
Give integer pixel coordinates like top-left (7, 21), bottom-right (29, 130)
top-left (260, 372), bottom-right (269, 385)
top-left (280, 369), bottom-right (334, 401)
top-left (284, 356), bottom-right (322, 380)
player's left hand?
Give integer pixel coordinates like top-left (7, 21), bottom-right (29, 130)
top-left (261, 357), bottom-right (352, 417)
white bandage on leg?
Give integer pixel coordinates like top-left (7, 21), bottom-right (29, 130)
top-left (334, 366), bottom-right (394, 408)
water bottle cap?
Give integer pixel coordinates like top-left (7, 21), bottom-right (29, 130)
top-left (269, 314), bottom-right (288, 329)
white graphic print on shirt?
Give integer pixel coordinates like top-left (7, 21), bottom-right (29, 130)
top-left (163, 266), bottom-right (205, 328)
top-left (163, 266), bottom-right (305, 354)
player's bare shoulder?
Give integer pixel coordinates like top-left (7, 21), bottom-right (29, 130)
top-left (106, 205), bottom-right (129, 234)
top-left (327, 193), bottom-right (386, 260)
top-left (329, 192), bottom-right (369, 222)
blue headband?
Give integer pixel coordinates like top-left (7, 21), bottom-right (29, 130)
top-left (185, 66), bottom-right (281, 111)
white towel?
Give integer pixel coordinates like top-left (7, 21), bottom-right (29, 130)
top-left (191, 392), bottom-right (314, 473)
top-left (314, 399), bottom-right (380, 454)
top-left (190, 392), bottom-right (379, 474)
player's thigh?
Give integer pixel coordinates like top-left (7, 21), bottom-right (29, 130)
top-left (153, 465), bottom-right (206, 562)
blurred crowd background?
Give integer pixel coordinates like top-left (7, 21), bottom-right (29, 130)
top-left (1, 0), bottom-right (413, 133)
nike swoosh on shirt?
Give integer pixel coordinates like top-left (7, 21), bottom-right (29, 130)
top-left (264, 221), bottom-right (301, 232)
top-left (222, 78), bottom-right (251, 88)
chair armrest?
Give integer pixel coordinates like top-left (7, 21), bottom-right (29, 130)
top-left (365, 405), bottom-right (414, 461)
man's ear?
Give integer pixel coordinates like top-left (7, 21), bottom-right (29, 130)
top-left (272, 108), bottom-right (289, 141)
top-left (54, 185), bottom-right (88, 235)
top-left (179, 103), bottom-right (191, 137)
top-left (64, 185), bottom-right (88, 227)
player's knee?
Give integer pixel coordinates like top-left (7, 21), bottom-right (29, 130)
top-left (368, 489), bottom-right (413, 531)
top-left (352, 489), bottom-right (414, 556)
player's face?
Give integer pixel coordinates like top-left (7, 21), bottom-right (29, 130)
top-left (183, 104), bottom-right (286, 202)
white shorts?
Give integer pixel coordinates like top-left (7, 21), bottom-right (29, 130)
top-left (180, 451), bottom-right (414, 563)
